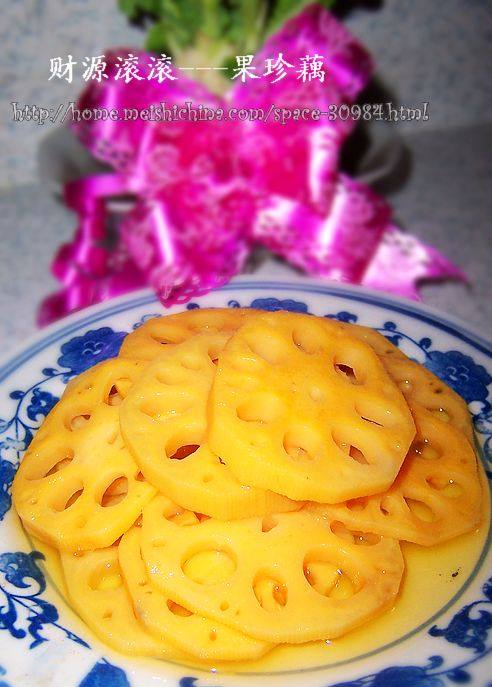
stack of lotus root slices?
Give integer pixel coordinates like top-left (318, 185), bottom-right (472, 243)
top-left (13, 308), bottom-right (483, 663)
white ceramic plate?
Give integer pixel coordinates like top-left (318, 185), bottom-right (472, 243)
top-left (1, 277), bottom-right (491, 687)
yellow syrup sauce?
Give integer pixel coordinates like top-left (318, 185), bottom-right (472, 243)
top-left (229, 466), bottom-right (491, 675)
top-left (26, 466), bottom-right (490, 676)
top-left (28, 534), bottom-right (70, 603)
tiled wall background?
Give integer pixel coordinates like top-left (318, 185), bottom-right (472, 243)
top-left (0, 0), bottom-right (491, 346)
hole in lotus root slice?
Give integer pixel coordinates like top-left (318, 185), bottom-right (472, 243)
top-left (303, 555), bottom-right (357, 600)
top-left (182, 547), bottom-right (237, 585)
top-left (64, 488), bottom-right (84, 510)
top-left (46, 454), bottom-right (74, 477)
top-left (118, 308), bottom-right (255, 362)
top-left (50, 478), bottom-right (85, 512)
top-left (151, 329), bottom-right (188, 346)
top-left (63, 360), bottom-right (145, 409)
top-left (404, 498), bottom-right (436, 523)
top-left (68, 413), bottom-right (91, 431)
top-left (426, 476), bottom-right (463, 498)
top-left (167, 443), bottom-right (200, 461)
top-left (167, 600), bottom-right (193, 617)
top-left (429, 407), bottom-right (451, 423)
top-left (13, 358), bottom-right (156, 552)
top-left (347, 498), bottom-right (367, 512)
top-left (89, 558), bottom-right (123, 591)
top-left (411, 438), bottom-right (441, 461)
top-left (101, 477), bottom-right (129, 507)
top-left (237, 393), bottom-right (284, 424)
top-left (163, 502), bottom-right (200, 528)
top-left (292, 325), bottom-right (322, 355)
top-left (283, 426), bottom-right (322, 463)
top-left (207, 342), bottom-right (224, 366)
top-left (119, 528), bottom-right (271, 661)
top-left (253, 571), bottom-right (288, 611)
top-left (173, 444), bottom-right (200, 461)
top-left (209, 311), bottom-right (415, 503)
top-left (107, 386), bottom-right (122, 407)
top-left (119, 335), bottom-right (297, 520)
top-left (355, 396), bottom-right (398, 429)
top-left (332, 431), bottom-right (369, 465)
top-left (106, 380), bottom-right (132, 407)
top-left (139, 498), bottom-right (404, 643)
top-left (25, 448), bottom-right (75, 481)
top-left (246, 331), bottom-right (292, 365)
top-left (379, 496), bottom-right (393, 516)
top-left (155, 365), bottom-right (188, 386)
top-left (330, 521), bottom-right (381, 546)
top-left (334, 363), bottom-right (359, 384)
top-left (399, 379), bottom-right (413, 394)
top-left (261, 515), bottom-right (278, 533)
top-left (307, 405), bottom-right (482, 546)
top-left (180, 351), bottom-right (204, 371)
top-left (60, 546), bottom-right (185, 659)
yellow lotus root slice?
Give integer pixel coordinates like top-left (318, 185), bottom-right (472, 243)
top-left (140, 495), bottom-right (404, 643)
top-left (61, 545), bottom-right (187, 659)
top-left (338, 322), bottom-right (407, 360)
top-left (13, 358), bottom-right (156, 551)
top-left (312, 404), bottom-right (482, 545)
top-left (120, 527), bottom-right (272, 661)
top-left (120, 332), bottom-right (297, 519)
top-left (119, 307), bottom-right (255, 361)
top-left (380, 355), bottom-right (474, 443)
top-left (336, 325), bottom-right (473, 442)
top-left (209, 311), bottom-right (416, 502)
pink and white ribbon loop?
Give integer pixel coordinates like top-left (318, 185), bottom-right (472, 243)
top-left (38, 5), bottom-right (465, 326)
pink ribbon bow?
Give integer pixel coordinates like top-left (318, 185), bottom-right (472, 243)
top-left (38, 5), bottom-right (465, 326)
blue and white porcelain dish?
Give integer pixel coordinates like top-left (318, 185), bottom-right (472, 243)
top-left (0, 277), bottom-right (491, 687)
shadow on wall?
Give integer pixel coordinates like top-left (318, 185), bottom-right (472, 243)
top-left (342, 74), bottom-right (414, 197)
top-left (332, 0), bottom-right (384, 19)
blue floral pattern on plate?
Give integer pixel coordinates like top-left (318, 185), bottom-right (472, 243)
top-left (57, 327), bottom-right (127, 377)
top-left (0, 284), bottom-right (490, 686)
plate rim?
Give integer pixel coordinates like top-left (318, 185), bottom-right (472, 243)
top-left (0, 276), bottom-right (491, 684)
top-left (1, 277), bottom-right (490, 384)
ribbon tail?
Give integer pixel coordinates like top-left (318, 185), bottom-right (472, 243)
top-left (361, 225), bottom-right (468, 300)
top-left (37, 174), bottom-right (146, 326)
top-left (120, 196), bottom-right (252, 307)
top-left (253, 174), bottom-right (390, 284)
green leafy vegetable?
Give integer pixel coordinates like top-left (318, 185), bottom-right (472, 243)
top-left (118, 0), bottom-right (335, 56)
top-left (117, 0), bottom-right (335, 90)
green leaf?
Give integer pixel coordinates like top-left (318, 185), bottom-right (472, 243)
top-left (120, 0), bottom-right (338, 64)
top-left (151, 0), bottom-right (202, 50)
top-left (139, 0), bottom-right (161, 14)
top-left (118, 0), bottom-right (143, 20)
top-left (118, 0), bottom-right (161, 20)
top-left (145, 21), bottom-right (173, 54)
top-left (266, 0), bottom-right (335, 36)
top-left (220, 0), bottom-right (267, 53)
